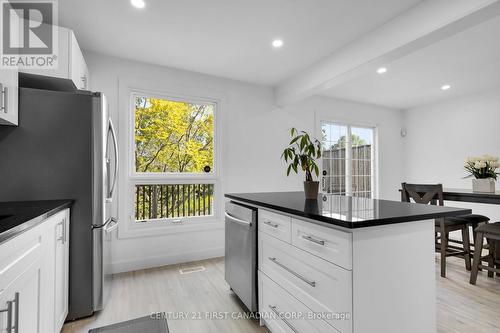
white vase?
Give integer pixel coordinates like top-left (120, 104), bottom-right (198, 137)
top-left (472, 178), bottom-right (496, 193)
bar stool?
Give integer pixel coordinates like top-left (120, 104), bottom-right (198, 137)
top-left (401, 183), bottom-right (472, 277)
top-left (470, 222), bottom-right (500, 285)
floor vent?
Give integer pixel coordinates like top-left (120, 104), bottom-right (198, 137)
top-left (179, 265), bottom-right (206, 275)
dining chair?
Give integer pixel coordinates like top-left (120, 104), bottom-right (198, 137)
top-left (401, 183), bottom-right (472, 278)
top-left (470, 222), bottom-right (500, 284)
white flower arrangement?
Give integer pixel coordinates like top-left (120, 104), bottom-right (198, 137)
top-left (464, 155), bottom-right (500, 180)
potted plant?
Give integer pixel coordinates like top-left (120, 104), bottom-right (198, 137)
top-left (281, 128), bottom-right (322, 199)
top-left (464, 154), bottom-right (500, 193)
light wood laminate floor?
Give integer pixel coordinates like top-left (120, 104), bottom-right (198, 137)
top-left (63, 256), bottom-right (500, 333)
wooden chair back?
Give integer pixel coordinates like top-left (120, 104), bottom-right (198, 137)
top-left (401, 183), bottom-right (444, 206)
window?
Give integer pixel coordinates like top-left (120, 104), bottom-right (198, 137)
top-left (132, 94), bottom-right (217, 222)
top-left (321, 122), bottom-right (375, 198)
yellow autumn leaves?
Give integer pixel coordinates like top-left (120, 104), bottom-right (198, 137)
top-left (135, 97), bottom-right (214, 173)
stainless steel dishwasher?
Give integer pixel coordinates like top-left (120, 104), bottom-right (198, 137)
top-left (225, 201), bottom-right (258, 312)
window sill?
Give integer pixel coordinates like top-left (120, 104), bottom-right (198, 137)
top-left (118, 217), bottom-right (224, 239)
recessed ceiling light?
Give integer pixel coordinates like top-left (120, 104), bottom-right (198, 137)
top-left (377, 67), bottom-right (387, 74)
top-left (441, 84), bottom-right (451, 90)
top-left (131, 0), bottom-right (145, 8)
top-left (272, 39), bottom-right (283, 48)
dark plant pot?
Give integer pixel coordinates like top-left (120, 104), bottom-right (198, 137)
top-left (303, 181), bottom-right (319, 200)
top-left (304, 199), bottom-right (319, 214)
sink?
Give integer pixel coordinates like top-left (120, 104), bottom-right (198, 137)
top-left (0, 215), bottom-right (12, 221)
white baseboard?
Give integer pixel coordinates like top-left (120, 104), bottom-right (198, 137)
top-left (110, 246), bottom-right (225, 274)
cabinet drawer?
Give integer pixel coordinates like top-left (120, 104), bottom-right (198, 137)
top-left (291, 218), bottom-right (352, 270)
top-left (259, 209), bottom-right (292, 243)
top-left (259, 271), bottom-right (340, 333)
top-left (0, 227), bottom-right (44, 293)
top-left (259, 232), bottom-right (352, 333)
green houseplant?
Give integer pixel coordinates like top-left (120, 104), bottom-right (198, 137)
top-left (281, 128), bottom-right (322, 199)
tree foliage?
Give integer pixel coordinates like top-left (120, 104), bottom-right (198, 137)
top-left (135, 97), bottom-right (214, 173)
top-left (330, 134), bottom-right (366, 149)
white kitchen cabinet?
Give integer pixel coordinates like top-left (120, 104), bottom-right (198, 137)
top-left (0, 68), bottom-right (18, 126)
top-left (21, 27), bottom-right (89, 90)
top-left (0, 0), bottom-right (19, 126)
top-left (259, 231), bottom-right (352, 333)
top-left (0, 218), bottom-right (45, 332)
top-left (0, 259), bottom-right (44, 333)
top-left (69, 34), bottom-right (90, 90)
top-left (251, 205), bottom-right (436, 333)
top-left (52, 211), bottom-right (70, 332)
top-left (0, 208), bottom-right (70, 333)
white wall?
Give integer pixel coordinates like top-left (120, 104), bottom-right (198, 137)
top-left (85, 51), bottom-right (404, 273)
top-left (402, 89), bottom-right (500, 221)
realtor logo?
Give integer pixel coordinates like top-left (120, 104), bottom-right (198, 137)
top-left (1, 0), bottom-right (58, 69)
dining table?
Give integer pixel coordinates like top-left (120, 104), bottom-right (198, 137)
top-left (443, 188), bottom-right (500, 258)
top-left (399, 187), bottom-right (500, 257)
top-left (443, 188), bottom-right (500, 205)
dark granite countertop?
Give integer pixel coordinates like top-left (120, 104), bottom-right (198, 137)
top-left (0, 200), bottom-right (73, 244)
top-left (225, 192), bottom-right (472, 229)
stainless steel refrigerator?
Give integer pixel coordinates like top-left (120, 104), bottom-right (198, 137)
top-left (0, 73), bottom-right (118, 320)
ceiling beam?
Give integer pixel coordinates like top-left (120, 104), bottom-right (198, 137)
top-left (274, 0), bottom-right (500, 106)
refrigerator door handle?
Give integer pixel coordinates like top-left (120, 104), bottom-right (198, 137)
top-left (107, 118), bottom-right (119, 202)
top-left (93, 217), bottom-right (116, 229)
top-left (105, 217), bottom-right (118, 233)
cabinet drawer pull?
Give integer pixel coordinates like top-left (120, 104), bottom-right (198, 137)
top-left (12, 292), bottom-right (19, 333)
top-left (302, 234), bottom-right (325, 246)
top-left (57, 220), bottom-right (64, 242)
top-left (263, 220), bottom-right (279, 228)
top-left (57, 219), bottom-right (67, 243)
top-left (268, 305), bottom-right (299, 333)
top-left (268, 257), bottom-right (316, 287)
top-left (0, 83), bottom-right (7, 114)
top-left (1, 292), bottom-right (19, 333)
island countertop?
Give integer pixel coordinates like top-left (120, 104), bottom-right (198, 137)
top-left (225, 191), bottom-right (472, 229)
top-left (0, 200), bottom-right (73, 244)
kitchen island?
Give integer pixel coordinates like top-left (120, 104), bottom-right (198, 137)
top-left (225, 192), bottom-right (472, 333)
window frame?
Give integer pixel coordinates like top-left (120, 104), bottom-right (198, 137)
top-left (318, 119), bottom-right (379, 198)
top-left (118, 82), bottom-right (224, 239)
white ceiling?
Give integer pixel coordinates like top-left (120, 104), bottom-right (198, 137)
top-left (58, 0), bottom-right (422, 85)
top-left (322, 15), bottom-right (500, 109)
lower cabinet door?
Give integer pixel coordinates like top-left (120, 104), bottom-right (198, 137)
top-left (54, 213), bottom-right (69, 332)
top-left (259, 272), bottom-right (340, 333)
top-left (0, 260), bottom-right (44, 333)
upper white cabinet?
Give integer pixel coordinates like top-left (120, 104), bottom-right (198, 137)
top-left (0, 68), bottom-right (19, 126)
top-left (21, 26), bottom-right (89, 90)
top-left (0, 0), bottom-right (19, 126)
top-left (69, 34), bottom-right (90, 90)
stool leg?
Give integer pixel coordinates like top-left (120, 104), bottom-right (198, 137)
top-left (495, 240), bottom-right (500, 277)
top-left (439, 219), bottom-right (447, 278)
top-left (462, 225), bottom-right (471, 271)
top-left (470, 232), bottom-right (484, 285)
top-left (488, 240), bottom-right (495, 278)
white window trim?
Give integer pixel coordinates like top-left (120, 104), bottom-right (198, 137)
top-left (117, 78), bottom-right (224, 239)
top-left (316, 119), bottom-right (379, 199)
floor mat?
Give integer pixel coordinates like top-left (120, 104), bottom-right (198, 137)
top-left (88, 314), bottom-right (169, 333)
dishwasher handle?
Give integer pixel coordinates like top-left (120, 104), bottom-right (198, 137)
top-left (225, 212), bottom-right (252, 228)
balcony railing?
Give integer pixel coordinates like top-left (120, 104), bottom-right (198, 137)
top-left (135, 184), bottom-right (214, 221)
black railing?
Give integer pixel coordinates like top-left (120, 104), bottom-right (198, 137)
top-left (135, 184), bottom-right (214, 221)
